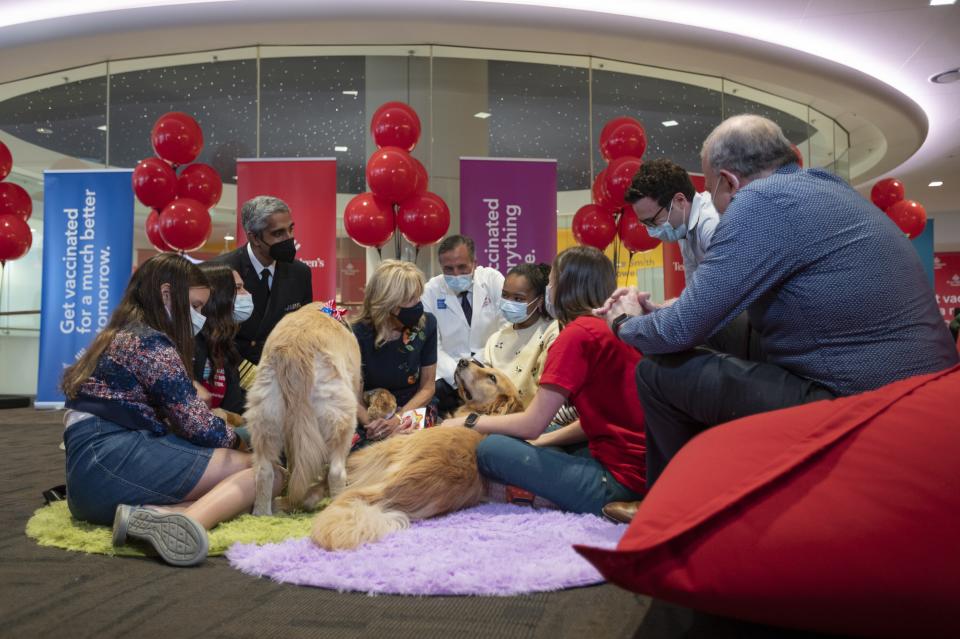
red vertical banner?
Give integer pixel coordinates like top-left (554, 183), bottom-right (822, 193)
top-left (934, 252), bottom-right (960, 325)
top-left (236, 158), bottom-right (337, 302)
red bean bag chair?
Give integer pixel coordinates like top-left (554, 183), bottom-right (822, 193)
top-left (577, 365), bottom-right (960, 638)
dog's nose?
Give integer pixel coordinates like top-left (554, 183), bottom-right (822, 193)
top-left (457, 358), bottom-right (470, 369)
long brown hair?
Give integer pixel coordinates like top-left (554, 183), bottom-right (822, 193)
top-left (61, 253), bottom-right (209, 399)
top-left (551, 246), bottom-right (616, 326)
top-left (197, 262), bottom-right (241, 375)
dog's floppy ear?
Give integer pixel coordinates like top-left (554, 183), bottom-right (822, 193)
top-left (488, 393), bottom-right (525, 416)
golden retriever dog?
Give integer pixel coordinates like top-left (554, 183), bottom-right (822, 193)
top-left (310, 359), bottom-right (523, 550)
top-left (244, 304), bottom-right (361, 516)
top-left (362, 388), bottom-right (398, 421)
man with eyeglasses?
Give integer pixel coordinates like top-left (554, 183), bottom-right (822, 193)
top-left (624, 158), bottom-right (719, 291)
top-left (595, 114), bottom-right (957, 489)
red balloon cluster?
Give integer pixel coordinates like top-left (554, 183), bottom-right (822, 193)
top-left (870, 177), bottom-right (927, 239)
top-left (572, 116), bottom-right (659, 253)
top-left (345, 102), bottom-right (450, 250)
top-left (134, 112), bottom-right (220, 252)
top-left (0, 139), bottom-right (33, 264)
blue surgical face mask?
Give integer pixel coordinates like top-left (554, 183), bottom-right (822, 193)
top-left (444, 274), bottom-right (473, 294)
top-left (544, 284), bottom-right (557, 319)
top-left (190, 306), bottom-right (207, 336)
top-left (499, 297), bottom-right (539, 325)
top-left (232, 293), bottom-right (254, 323)
top-left (647, 200), bottom-right (688, 242)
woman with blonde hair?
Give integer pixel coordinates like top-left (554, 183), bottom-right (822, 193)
top-left (352, 259), bottom-right (438, 445)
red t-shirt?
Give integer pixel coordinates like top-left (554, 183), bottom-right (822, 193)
top-left (539, 316), bottom-right (647, 493)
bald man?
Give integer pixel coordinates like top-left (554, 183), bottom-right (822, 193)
top-left (597, 114), bottom-right (958, 487)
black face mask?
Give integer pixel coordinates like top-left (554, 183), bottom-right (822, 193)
top-left (396, 302), bottom-right (424, 328)
top-left (267, 237), bottom-right (297, 263)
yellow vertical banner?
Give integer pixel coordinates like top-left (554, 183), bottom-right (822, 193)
top-left (557, 228), bottom-right (662, 287)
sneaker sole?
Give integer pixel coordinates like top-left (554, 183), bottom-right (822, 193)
top-left (125, 509), bottom-right (209, 567)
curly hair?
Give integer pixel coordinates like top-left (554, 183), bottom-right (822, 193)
top-left (624, 158), bottom-right (696, 207)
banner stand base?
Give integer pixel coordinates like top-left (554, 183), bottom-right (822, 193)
top-left (33, 401), bottom-right (65, 410)
top-left (0, 395), bottom-right (32, 409)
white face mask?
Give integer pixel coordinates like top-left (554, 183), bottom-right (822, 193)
top-left (232, 293), bottom-right (254, 323)
top-left (444, 274), bottom-right (473, 294)
top-left (647, 200), bottom-right (688, 242)
top-left (190, 306), bottom-right (207, 336)
top-left (544, 283), bottom-right (557, 319)
top-left (499, 297), bottom-right (539, 325)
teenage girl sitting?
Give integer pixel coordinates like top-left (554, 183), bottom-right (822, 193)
top-left (443, 246), bottom-right (647, 515)
top-left (61, 253), bottom-right (282, 566)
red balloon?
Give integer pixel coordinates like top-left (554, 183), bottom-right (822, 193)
top-left (145, 209), bottom-right (173, 252)
top-left (367, 147), bottom-right (418, 203)
top-left (177, 163), bottom-right (222, 208)
top-left (0, 182), bottom-right (32, 220)
top-left (604, 156), bottom-right (642, 207)
top-left (0, 140), bottom-right (11, 181)
top-left (132, 157), bottom-right (177, 209)
top-left (618, 208), bottom-right (662, 253)
top-left (397, 192), bottom-right (450, 248)
top-left (885, 199), bottom-right (927, 239)
top-left (600, 117), bottom-right (647, 162)
top-left (0, 213), bottom-right (32, 263)
top-left (151, 112), bottom-right (204, 165)
top-left (572, 204), bottom-right (617, 251)
top-left (343, 192), bottom-right (396, 248)
top-left (411, 156), bottom-right (429, 197)
top-left (159, 198), bottom-right (211, 252)
top-left (592, 169), bottom-right (621, 212)
top-left (371, 101), bottom-right (422, 152)
top-left (791, 144), bottom-right (804, 168)
top-left (871, 178), bottom-right (905, 211)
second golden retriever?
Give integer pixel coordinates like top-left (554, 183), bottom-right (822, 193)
top-left (310, 359), bottom-right (523, 550)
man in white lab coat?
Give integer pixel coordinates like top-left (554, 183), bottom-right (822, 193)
top-left (422, 235), bottom-right (505, 413)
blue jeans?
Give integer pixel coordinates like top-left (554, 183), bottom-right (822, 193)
top-left (476, 434), bottom-right (644, 516)
top-left (64, 416), bottom-right (213, 525)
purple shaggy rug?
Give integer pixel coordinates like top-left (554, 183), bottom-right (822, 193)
top-left (226, 503), bottom-right (626, 596)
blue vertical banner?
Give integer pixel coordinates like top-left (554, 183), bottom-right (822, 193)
top-left (36, 170), bottom-right (134, 407)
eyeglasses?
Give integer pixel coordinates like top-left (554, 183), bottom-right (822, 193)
top-left (638, 206), bottom-right (666, 229)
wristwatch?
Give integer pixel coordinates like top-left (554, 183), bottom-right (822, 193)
top-left (612, 313), bottom-right (630, 339)
top-left (464, 412), bottom-right (480, 429)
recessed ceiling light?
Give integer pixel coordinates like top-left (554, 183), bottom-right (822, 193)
top-left (474, 112), bottom-right (491, 119)
top-left (334, 146), bottom-right (348, 152)
top-left (662, 120), bottom-right (679, 127)
top-left (929, 0), bottom-right (955, 6)
top-left (342, 90), bottom-right (359, 96)
top-left (929, 180), bottom-right (944, 187)
top-left (224, 234), bottom-right (235, 241)
top-left (930, 68), bottom-right (960, 84)
top-left (96, 124), bottom-right (107, 131)
top-left (36, 127), bottom-right (53, 134)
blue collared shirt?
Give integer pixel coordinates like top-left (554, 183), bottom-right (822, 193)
top-left (619, 164), bottom-right (958, 396)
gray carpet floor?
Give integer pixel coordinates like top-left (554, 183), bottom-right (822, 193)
top-left (0, 407), bottom-right (844, 639)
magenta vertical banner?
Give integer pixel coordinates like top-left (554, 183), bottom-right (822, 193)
top-left (460, 157), bottom-right (558, 274)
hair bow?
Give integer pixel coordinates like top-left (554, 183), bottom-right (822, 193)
top-left (320, 299), bottom-right (348, 322)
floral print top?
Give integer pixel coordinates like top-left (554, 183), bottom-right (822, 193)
top-left (352, 313), bottom-right (438, 407)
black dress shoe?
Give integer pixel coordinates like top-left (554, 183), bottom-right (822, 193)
top-left (602, 500), bottom-right (642, 524)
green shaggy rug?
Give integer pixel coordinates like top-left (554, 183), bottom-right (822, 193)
top-left (26, 501), bottom-right (317, 557)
